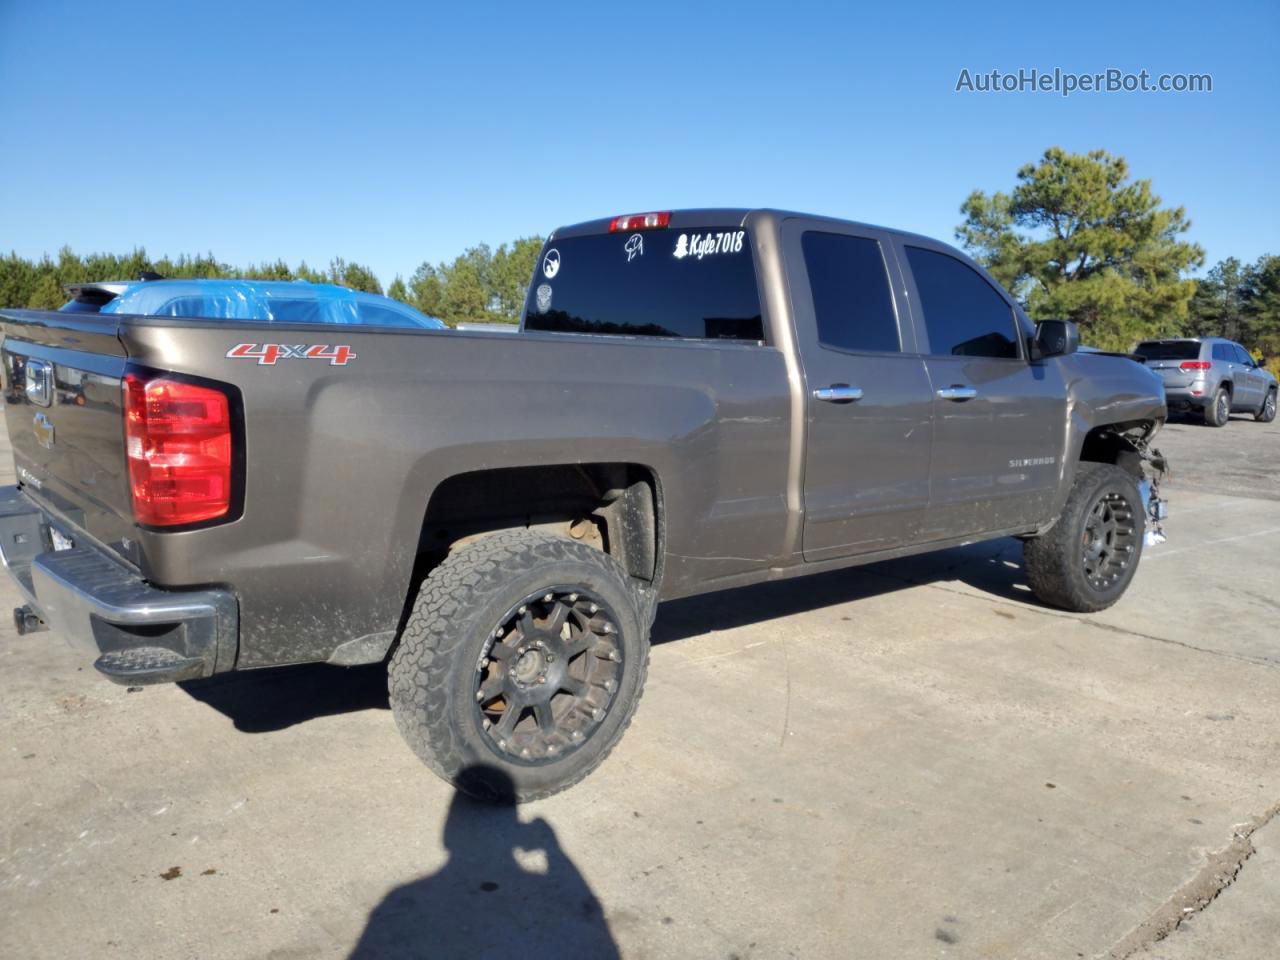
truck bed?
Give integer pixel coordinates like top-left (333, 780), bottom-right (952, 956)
top-left (0, 308), bottom-right (791, 668)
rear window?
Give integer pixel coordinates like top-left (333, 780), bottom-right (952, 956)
top-left (59, 298), bottom-right (111, 314)
top-left (1135, 341), bottom-right (1201, 361)
top-left (522, 228), bottom-right (763, 341)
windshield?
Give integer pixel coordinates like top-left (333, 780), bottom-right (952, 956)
top-left (522, 228), bottom-right (763, 341)
top-left (1134, 341), bottom-right (1201, 361)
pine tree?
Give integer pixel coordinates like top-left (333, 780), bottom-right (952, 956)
top-left (386, 276), bottom-right (410, 304)
top-left (957, 148), bottom-right (1204, 351)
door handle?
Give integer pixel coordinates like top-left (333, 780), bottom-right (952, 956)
top-left (936, 385), bottom-right (977, 401)
top-left (812, 385), bottom-right (864, 403)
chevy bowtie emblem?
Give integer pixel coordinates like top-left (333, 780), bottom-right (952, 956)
top-left (33, 411), bottom-right (55, 449)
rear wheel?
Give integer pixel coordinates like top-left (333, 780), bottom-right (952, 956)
top-left (388, 529), bottom-right (649, 803)
top-left (1256, 389), bottom-right (1277, 423)
top-left (1024, 463), bottom-right (1146, 612)
top-left (1204, 387), bottom-right (1230, 427)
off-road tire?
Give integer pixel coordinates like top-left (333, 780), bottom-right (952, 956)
top-left (1023, 462), bottom-right (1146, 613)
top-left (388, 529), bottom-right (649, 803)
top-left (1256, 388), bottom-right (1277, 423)
top-left (1204, 387), bottom-right (1230, 427)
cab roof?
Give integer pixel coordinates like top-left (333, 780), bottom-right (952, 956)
top-left (549, 208), bottom-right (949, 248)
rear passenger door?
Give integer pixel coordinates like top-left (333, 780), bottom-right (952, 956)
top-left (782, 220), bottom-right (935, 561)
top-left (1212, 343), bottom-right (1247, 407)
top-left (895, 240), bottom-right (1064, 538)
top-left (1232, 343), bottom-right (1263, 407)
top-left (1212, 343), bottom-right (1239, 405)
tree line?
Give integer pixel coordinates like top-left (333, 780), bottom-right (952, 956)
top-left (957, 147), bottom-right (1279, 365)
top-left (0, 249), bottom-right (389, 311)
top-left (1, 148), bottom-right (1276, 366)
top-left (0, 239), bottom-right (546, 328)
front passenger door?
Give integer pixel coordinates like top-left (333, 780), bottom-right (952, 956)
top-left (897, 242), bottom-right (1064, 539)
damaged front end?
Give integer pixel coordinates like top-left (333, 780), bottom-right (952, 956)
top-left (1106, 425), bottom-right (1171, 547)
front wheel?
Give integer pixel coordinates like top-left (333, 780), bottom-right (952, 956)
top-left (1256, 389), bottom-right (1277, 423)
top-left (388, 529), bottom-right (649, 803)
top-left (1023, 463), bottom-right (1146, 612)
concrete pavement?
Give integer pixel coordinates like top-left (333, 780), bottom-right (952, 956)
top-left (1, 415), bottom-right (1277, 959)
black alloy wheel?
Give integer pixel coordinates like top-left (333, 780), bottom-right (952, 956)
top-left (474, 588), bottom-right (625, 764)
top-left (1080, 491), bottom-right (1138, 591)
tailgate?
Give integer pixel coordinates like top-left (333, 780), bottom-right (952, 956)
top-left (1, 310), bottom-right (139, 566)
top-left (1143, 360), bottom-right (1196, 388)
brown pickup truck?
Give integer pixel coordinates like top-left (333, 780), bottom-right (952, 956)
top-left (0, 209), bottom-right (1168, 801)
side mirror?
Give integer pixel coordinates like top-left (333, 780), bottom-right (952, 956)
top-left (1032, 320), bottom-right (1079, 359)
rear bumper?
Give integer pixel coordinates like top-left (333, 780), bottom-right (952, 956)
top-left (0, 486), bottom-right (237, 684)
top-left (1163, 385), bottom-right (1208, 410)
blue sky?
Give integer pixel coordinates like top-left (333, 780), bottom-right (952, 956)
top-left (2, 0), bottom-right (1275, 286)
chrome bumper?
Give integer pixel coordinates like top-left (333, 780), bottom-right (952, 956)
top-left (0, 486), bottom-right (237, 683)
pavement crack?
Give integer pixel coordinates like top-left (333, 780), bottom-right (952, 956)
top-left (1068, 617), bottom-right (1279, 668)
top-left (1106, 799), bottom-right (1280, 959)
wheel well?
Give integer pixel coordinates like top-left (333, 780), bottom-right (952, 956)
top-left (415, 463), bottom-right (661, 586)
top-left (1078, 421), bottom-right (1155, 480)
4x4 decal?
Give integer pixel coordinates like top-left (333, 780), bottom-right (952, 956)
top-left (226, 343), bottom-right (357, 366)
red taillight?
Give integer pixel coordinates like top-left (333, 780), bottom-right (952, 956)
top-left (608, 212), bottom-right (671, 232)
top-left (123, 374), bottom-right (234, 526)
top-left (1180, 361), bottom-right (1211, 370)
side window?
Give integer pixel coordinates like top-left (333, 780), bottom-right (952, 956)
top-left (904, 246), bottom-right (1019, 359)
top-left (1234, 344), bottom-right (1254, 365)
top-left (158, 297), bottom-right (208, 317)
top-left (801, 232), bottom-right (900, 353)
top-left (358, 304), bottom-right (417, 328)
top-left (267, 300), bottom-right (326, 325)
top-left (1212, 343), bottom-right (1231, 362)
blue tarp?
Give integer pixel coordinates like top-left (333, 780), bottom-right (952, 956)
top-left (99, 279), bottom-right (444, 329)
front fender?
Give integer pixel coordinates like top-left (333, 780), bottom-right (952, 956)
top-left (1046, 353), bottom-right (1166, 522)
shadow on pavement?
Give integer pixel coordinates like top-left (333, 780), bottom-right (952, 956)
top-left (179, 539), bottom-right (1032, 728)
top-left (179, 661), bottom-right (389, 732)
top-left (653, 537), bottom-right (1032, 644)
top-left (348, 767), bottom-right (618, 960)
